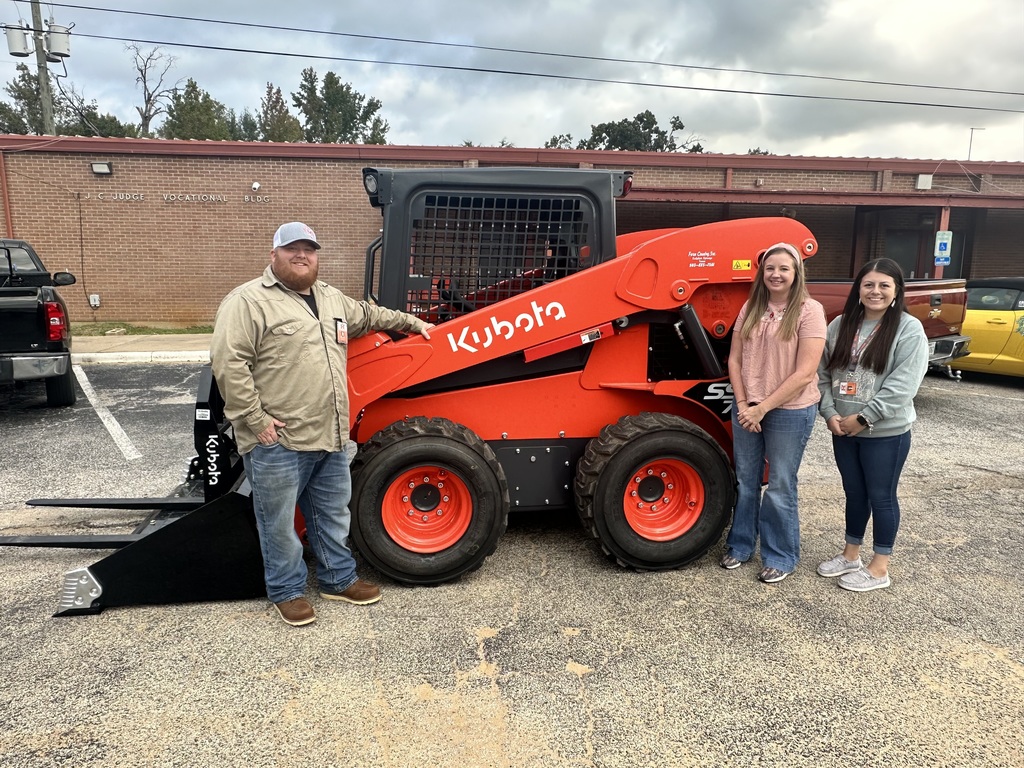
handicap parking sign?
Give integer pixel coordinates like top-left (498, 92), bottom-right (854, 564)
top-left (934, 230), bottom-right (952, 266)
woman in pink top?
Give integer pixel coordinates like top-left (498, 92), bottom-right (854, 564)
top-left (720, 242), bottom-right (827, 583)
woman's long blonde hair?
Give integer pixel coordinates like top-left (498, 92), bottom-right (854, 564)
top-left (738, 242), bottom-right (810, 341)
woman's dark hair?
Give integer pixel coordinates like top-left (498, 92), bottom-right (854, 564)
top-left (824, 258), bottom-right (908, 374)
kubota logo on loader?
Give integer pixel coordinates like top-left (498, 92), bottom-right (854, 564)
top-left (205, 435), bottom-right (222, 486)
top-left (447, 299), bottom-right (567, 353)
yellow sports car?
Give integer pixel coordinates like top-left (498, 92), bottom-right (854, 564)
top-left (956, 278), bottom-right (1024, 376)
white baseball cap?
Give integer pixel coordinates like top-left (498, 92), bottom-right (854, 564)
top-left (273, 221), bottom-right (321, 249)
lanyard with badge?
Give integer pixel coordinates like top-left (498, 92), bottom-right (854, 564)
top-left (838, 322), bottom-right (879, 396)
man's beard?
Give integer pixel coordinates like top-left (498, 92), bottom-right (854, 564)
top-left (273, 263), bottom-right (318, 292)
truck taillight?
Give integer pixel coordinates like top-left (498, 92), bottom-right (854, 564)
top-left (44, 301), bottom-right (68, 342)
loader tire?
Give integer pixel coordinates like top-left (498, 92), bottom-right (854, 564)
top-left (351, 417), bottom-right (509, 585)
top-left (45, 365), bottom-right (77, 407)
top-left (574, 412), bottom-right (734, 570)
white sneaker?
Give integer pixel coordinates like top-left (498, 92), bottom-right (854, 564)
top-left (817, 553), bottom-right (863, 578)
top-left (838, 567), bottom-right (891, 592)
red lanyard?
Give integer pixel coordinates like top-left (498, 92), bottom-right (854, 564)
top-left (848, 322), bottom-right (879, 372)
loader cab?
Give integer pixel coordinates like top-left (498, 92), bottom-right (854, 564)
top-left (361, 167), bottom-right (632, 323)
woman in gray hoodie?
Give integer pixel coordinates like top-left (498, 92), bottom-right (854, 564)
top-left (816, 258), bottom-right (929, 592)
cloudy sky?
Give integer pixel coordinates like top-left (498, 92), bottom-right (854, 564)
top-left (6, 0), bottom-right (1023, 161)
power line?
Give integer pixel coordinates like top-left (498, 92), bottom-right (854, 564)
top-left (64, 31), bottom-right (1023, 115)
top-left (44, 1), bottom-right (1024, 100)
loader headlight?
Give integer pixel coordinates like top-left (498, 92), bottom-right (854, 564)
top-left (363, 172), bottom-right (378, 195)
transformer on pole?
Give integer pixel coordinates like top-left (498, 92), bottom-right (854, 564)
top-left (4, 0), bottom-right (72, 135)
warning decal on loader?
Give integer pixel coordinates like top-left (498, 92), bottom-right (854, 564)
top-left (732, 260), bottom-right (751, 271)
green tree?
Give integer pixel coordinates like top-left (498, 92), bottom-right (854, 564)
top-left (54, 79), bottom-right (136, 137)
top-left (258, 83), bottom-right (303, 143)
top-left (59, 103), bottom-right (137, 138)
top-left (747, 147), bottom-right (771, 155)
top-left (0, 100), bottom-right (29, 134)
top-left (291, 68), bottom-right (388, 144)
top-left (227, 109), bottom-right (260, 141)
top-left (462, 137), bottom-right (516, 148)
top-left (543, 133), bottom-right (575, 149)
top-left (158, 79), bottom-right (231, 140)
top-left (0, 63), bottom-right (72, 135)
top-left (570, 111), bottom-right (704, 153)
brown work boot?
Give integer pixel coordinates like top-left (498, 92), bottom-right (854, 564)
top-left (274, 597), bottom-right (316, 626)
top-left (320, 578), bottom-right (382, 605)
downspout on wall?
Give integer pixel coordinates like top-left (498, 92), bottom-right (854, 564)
top-left (0, 151), bottom-right (13, 238)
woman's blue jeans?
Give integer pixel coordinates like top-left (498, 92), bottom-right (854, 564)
top-left (830, 431), bottom-right (911, 555)
top-left (725, 404), bottom-right (816, 572)
top-left (242, 443), bottom-right (358, 604)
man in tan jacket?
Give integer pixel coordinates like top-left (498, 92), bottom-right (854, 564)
top-left (211, 221), bottom-right (432, 626)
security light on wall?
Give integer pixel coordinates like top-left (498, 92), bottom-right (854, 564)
top-left (90, 161), bottom-right (113, 176)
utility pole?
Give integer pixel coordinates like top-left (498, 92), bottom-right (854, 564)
top-left (29, 0), bottom-right (54, 135)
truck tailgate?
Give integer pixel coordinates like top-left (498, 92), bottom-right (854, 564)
top-left (0, 289), bottom-right (48, 352)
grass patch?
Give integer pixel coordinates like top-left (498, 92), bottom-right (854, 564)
top-left (74, 322), bottom-right (213, 336)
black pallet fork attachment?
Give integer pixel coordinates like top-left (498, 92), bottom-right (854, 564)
top-left (0, 367), bottom-right (267, 616)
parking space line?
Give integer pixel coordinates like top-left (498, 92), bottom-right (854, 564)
top-left (919, 382), bottom-right (1024, 403)
top-left (72, 365), bottom-right (143, 461)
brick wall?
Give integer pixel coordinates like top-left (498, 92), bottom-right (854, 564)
top-left (1, 139), bottom-right (1020, 324)
top-left (4, 153), bottom-right (394, 324)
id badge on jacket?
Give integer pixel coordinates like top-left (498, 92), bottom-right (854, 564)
top-left (837, 369), bottom-right (876, 402)
top-left (335, 318), bottom-right (348, 345)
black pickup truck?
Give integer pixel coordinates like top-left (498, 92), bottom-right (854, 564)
top-left (0, 239), bottom-right (77, 406)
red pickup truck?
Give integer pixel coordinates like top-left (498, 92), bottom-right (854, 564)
top-left (809, 278), bottom-right (969, 371)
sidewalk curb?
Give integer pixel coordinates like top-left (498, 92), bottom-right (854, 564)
top-left (72, 351), bottom-right (211, 365)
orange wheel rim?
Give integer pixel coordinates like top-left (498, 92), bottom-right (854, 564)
top-left (621, 458), bottom-right (704, 541)
top-left (381, 466), bottom-right (472, 553)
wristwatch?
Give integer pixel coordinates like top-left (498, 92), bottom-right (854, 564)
top-left (856, 413), bottom-right (873, 433)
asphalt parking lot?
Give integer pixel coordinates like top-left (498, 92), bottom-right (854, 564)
top-left (1, 363), bottom-right (1022, 768)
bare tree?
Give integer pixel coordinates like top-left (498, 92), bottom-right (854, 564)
top-left (129, 44), bottom-right (179, 137)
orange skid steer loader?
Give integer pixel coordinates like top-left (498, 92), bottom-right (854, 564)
top-left (2, 167), bottom-right (817, 614)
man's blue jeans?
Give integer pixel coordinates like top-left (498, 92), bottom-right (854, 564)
top-left (830, 431), bottom-right (911, 555)
top-left (725, 404), bottom-right (816, 572)
top-left (242, 443), bottom-right (358, 604)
